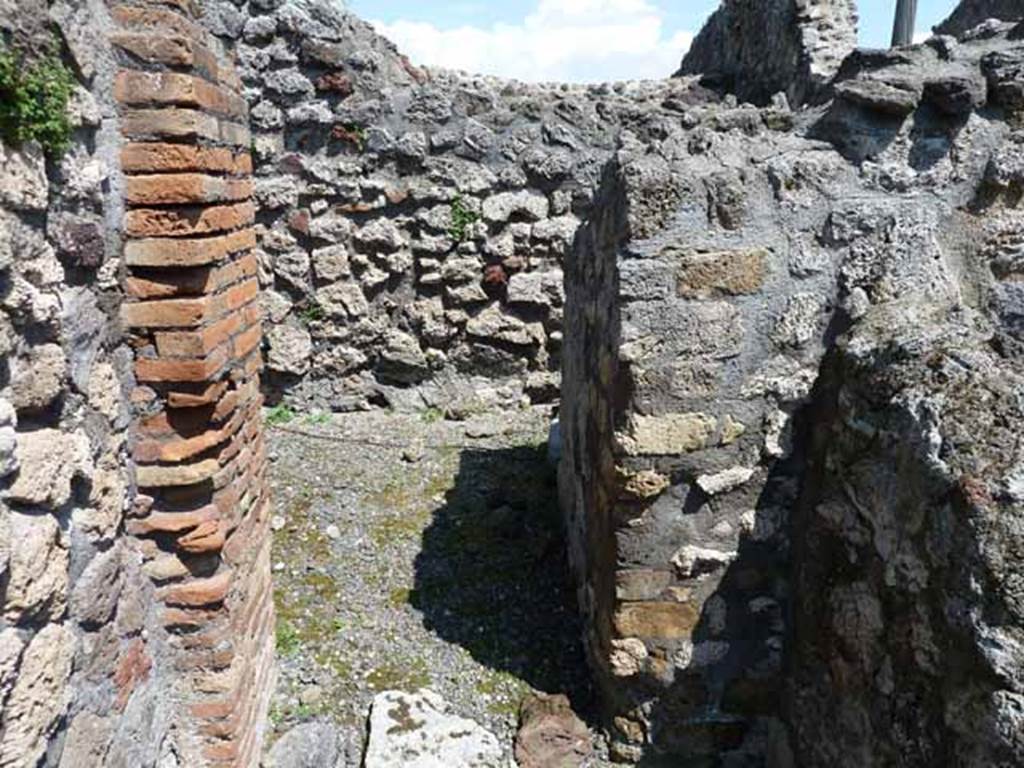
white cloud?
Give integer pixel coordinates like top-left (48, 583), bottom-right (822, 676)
top-left (370, 0), bottom-right (694, 83)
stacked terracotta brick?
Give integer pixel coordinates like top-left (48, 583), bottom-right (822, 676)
top-left (112, 1), bottom-right (273, 764)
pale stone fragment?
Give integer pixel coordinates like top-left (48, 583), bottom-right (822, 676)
top-left (6, 430), bottom-right (91, 508)
top-left (618, 413), bottom-right (717, 456)
top-left (0, 623), bottom-right (74, 767)
top-left (3, 511), bottom-right (68, 623)
top-left (696, 466), bottom-right (756, 496)
top-left (671, 545), bottom-right (738, 579)
top-left (365, 689), bottom-right (502, 768)
top-left (609, 638), bottom-right (649, 677)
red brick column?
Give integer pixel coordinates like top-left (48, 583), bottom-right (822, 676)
top-left (112, 2), bottom-right (274, 764)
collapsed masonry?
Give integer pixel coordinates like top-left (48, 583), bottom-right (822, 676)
top-left (1, 0), bottom-right (1023, 766)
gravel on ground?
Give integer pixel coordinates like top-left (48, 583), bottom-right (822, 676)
top-left (263, 405), bottom-right (608, 765)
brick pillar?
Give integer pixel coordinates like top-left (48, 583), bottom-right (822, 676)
top-left (111, 2), bottom-right (274, 764)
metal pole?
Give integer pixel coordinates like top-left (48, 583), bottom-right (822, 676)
top-left (891, 0), bottom-right (919, 47)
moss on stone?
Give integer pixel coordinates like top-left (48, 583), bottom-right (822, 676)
top-left (388, 587), bottom-right (412, 608)
top-left (276, 618), bottom-right (301, 656)
top-left (366, 658), bottom-right (431, 692)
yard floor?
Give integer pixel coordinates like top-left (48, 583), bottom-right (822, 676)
top-left (264, 405), bottom-right (607, 764)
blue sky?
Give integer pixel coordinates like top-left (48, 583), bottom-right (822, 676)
top-left (350, 1), bottom-right (961, 82)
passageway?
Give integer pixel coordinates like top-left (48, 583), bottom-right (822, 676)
top-left (264, 406), bottom-right (602, 763)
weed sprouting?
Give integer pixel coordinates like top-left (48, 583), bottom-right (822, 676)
top-left (0, 38), bottom-right (76, 155)
top-left (448, 195), bottom-right (481, 242)
top-left (266, 404), bottom-right (296, 426)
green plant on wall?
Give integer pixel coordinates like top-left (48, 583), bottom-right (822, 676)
top-left (266, 403), bottom-right (296, 426)
top-left (0, 36), bottom-right (76, 155)
top-left (331, 122), bottom-right (366, 152)
top-left (448, 195), bottom-right (480, 242)
top-left (348, 124), bottom-right (366, 150)
top-left (298, 300), bottom-right (325, 325)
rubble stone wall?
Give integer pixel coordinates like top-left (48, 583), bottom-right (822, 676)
top-left (0, 1), bottom-right (273, 765)
top-left (561, 103), bottom-right (850, 765)
top-left (677, 0), bottom-right (859, 106)
top-left (561, 15), bottom-right (1024, 765)
top-left (790, 305), bottom-right (1024, 766)
top-left (0, 1), bottom-right (157, 764)
top-left (193, 0), bottom-right (861, 417)
top-left (2, 0), bottom-right (1022, 766)
top-left (199, 0), bottom-right (727, 414)
top-left (936, 0), bottom-right (1024, 36)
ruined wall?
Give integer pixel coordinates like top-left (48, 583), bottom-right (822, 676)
top-left (0, 1), bottom-right (273, 765)
top-left (677, 0), bottom-right (859, 106)
top-left (790, 314), bottom-right (1024, 766)
top-left (0, 2), bottom-right (154, 764)
top-left (198, 0), bottom-right (713, 414)
top-left (114, 1), bottom-right (273, 764)
top-left (3, 0), bottom-right (1022, 765)
top-left (789, 22), bottom-right (1024, 763)
top-left (561, 100), bottom-right (846, 765)
top-left (936, 0), bottom-right (1024, 36)
top-left (562, 16), bottom-right (1024, 765)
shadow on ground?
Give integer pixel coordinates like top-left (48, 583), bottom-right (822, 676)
top-left (411, 442), bottom-right (597, 718)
